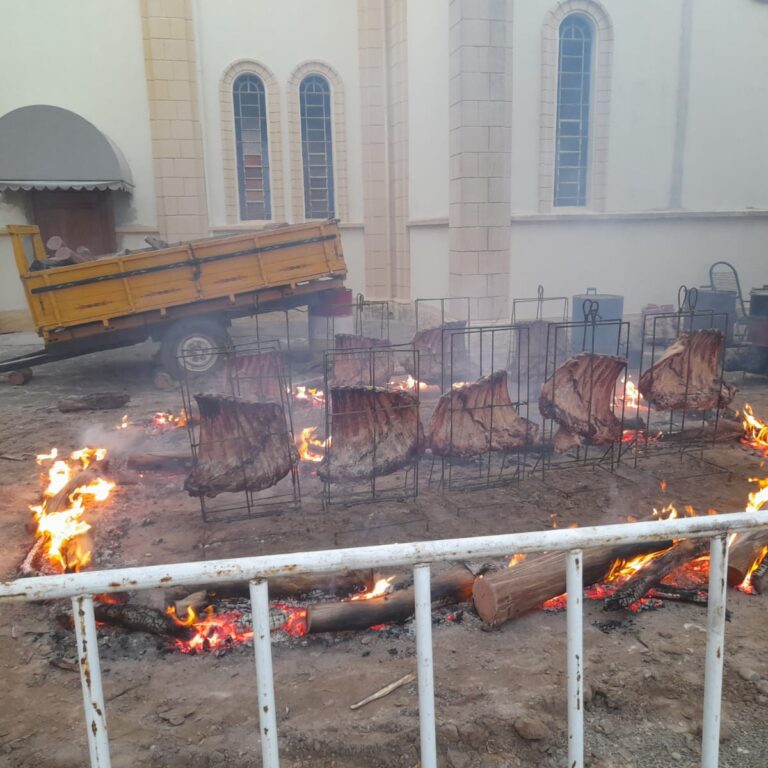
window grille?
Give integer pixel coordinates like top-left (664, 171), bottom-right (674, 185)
top-left (234, 74), bottom-right (271, 220)
top-left (554, 14), bottom-right (593, 207)
top-left (299, 75), bottom-right (335, 219)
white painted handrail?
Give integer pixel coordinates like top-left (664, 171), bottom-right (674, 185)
top-left (3, 508), bottom-right (767, 768)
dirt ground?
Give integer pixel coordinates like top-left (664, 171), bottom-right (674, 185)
top-left (1, 324), bottom-right (767, 768)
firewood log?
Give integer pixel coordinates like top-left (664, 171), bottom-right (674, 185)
top-left (318, 386), bottom-right (422, 481)
top-left (726, 531), bottom-right (768, 588)
top-left (184, 394), bottom-right (293, 497)
top-left (308, 566), bottom-right (474, 633)
top-left (603, 538), bottom-right (710, 611)
top-left (638, 330), bottom-right (735, 411)
top-left (539, 354), bottom-right (626, 452)
top-left (125, 452), bottom-right (192, 472)
top-left (57, 392), bottom-right (131, 412)
top-left (472, 541), bottom-right (670, 626)
top-left (333, 334), bottom-right (393, 386)
top-left (426, 370), bottom-right (538, 457)
top-left (59, 603), bottom-right (192, 639)
top-left (170, 570), bottom-right (375, 602)
top-left (7, 368), bottom-right (32, 386)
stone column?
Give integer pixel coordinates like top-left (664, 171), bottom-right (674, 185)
top-left (357, 0), bottom-right (410, 300)
top-left (449, 0), bottom-right (513, 322)
top-left (140, 0), bottom-right (209, 242)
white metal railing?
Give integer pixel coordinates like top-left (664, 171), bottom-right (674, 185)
top-left (2, 509), bottom-right (767, 768)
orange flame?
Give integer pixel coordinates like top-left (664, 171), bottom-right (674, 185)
top-left (293, 386), bottom-right (326, 407)
top-left (741, 404), bottom-right (768, 456)
top-left (613, 376), bottom-right (644, 410)
top-left (349, 576), bottom-right (395, 601)
top-left (508, 553), bottom-right (526, 568)
top-left (736, 545), bottom-right (768, 595)
top-left (296, 427), bottom-right (330, 462)
top-left (391, 375), bottom-right (429, 393)
top-left (31, 448), bottom-right (114, 572)
top-left (151, 408), bottom-right (188, 431)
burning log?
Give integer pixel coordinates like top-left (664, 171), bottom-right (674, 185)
top-left (221, 351), bottom-right (284, 403)
top-left (406, 322), bottom-right (469, 383)
top-left (539, 353), bottom-right (626, 452)
top-left (333, 334), bottom-right (393, 386)
top-left (426, 370), bottom-right (538, 457)
top-left (308, 566), bottom-right (474, 633)
top-left (57, 392), bottom-right (131, 413)
top-left (172, 569), bottom-right (375, 603)
top-left (184, 394), bottom-right (293, 497)
top-left (638, 330), bottom-right (736, 411)
top-left (603, 538), bottom-right (710, 611)
top-left (727, 532), bottom-right (768, 589)
top-left (20, 467), bottom-right (110, 576)
top-left (472, 541), bottom-right (671, 626)
top-left (318, 386), bottom-right (422, 482)
top-left (58, 602), bottom-right (192, 640)
top-left (751, 556), bottom-right (768, 595)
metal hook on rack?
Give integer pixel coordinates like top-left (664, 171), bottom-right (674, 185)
top-left (536, 284), bottom-right (545, 320)
top-left (582, 299), bottom-right (600, 350)
top-left (678, 285), bottom-right (699, 313)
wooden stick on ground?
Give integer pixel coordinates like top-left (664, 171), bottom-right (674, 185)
top-left (350, 673), bottom-right (416, 710)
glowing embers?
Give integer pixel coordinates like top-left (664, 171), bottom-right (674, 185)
top-left (741, 404), bottom-right (768, 455)
top-left (30, 447), bottom-right (114, 572)
top-left (167, 605), bottom-right (254, 654)
top-left (115, 408), bottom-right (188, 433)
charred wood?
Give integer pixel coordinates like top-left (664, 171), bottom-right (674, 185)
top-left (603, 538), bottom-right (710, 611)
top-left (57, 392), bottom-right (131, 412)
top-left (308, 566), bottom-right (474, 633)
top-left (473, 541), bottom-right (671, 626)
top-left (726, 531), bottom-right (768, 588)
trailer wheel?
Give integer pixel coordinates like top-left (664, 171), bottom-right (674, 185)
top-left (159, 319), bottom-right (231, 378)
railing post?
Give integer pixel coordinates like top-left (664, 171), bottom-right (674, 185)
top-left (701, 534), bottom-right (730, 768)
top-left (250, 579), bottom-right (280, 768)
top-left (567, 549), bottom-right (584, 768)
top-left (72, 595), bottom-right (111, 768)
top-left (414, 563), bottom-right (437, 768)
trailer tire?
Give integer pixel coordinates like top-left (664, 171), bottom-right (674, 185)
top-left (159, 318), bottom-right (231, 378)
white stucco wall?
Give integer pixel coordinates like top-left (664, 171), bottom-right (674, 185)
top-left (0, 0), bottom-right (155, 320)
top-left (509, 214), bottom-right (768, 315)
top-left (410, 225), bottom-right (450, 300)
top-left (407, 0), bottom-right (449, 221)
top-left (684, 0), bottom-right (768, 210)
top-left (195, 0), bottom-right (363, 229)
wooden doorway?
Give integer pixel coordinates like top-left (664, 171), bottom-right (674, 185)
top-left (31, 190), bottom-right (116, 256)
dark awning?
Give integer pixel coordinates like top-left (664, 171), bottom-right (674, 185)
top-left (0, 105), bottom-right (133, 192)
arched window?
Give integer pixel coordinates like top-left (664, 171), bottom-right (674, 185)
top-left (233, 73), bottom-right (271, 220)
top-left (554, 14), bottom-right (593, 207)
top-left (299, 75), bottom-right (335, 219)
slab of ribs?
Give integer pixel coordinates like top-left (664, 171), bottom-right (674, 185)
top-left (332, 334), bottom-right (393, 386)
top-left (406, 321), bottom-right (470, 383)
top-left (426, 370), bottom-right (538, 457)
top-left (638, 329), bottom-right (736, 410)
top-left (318, 386), bottom-right (422, 481)
top-left (539, 353), bottom-right (626, 452)
top-left (184, 394), bottom-right (293, 497)
top-left (220, 350), bottom-right (285, 403)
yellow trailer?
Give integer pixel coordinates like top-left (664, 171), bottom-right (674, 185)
top-left (2, 220), bottom-right (346, 378)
